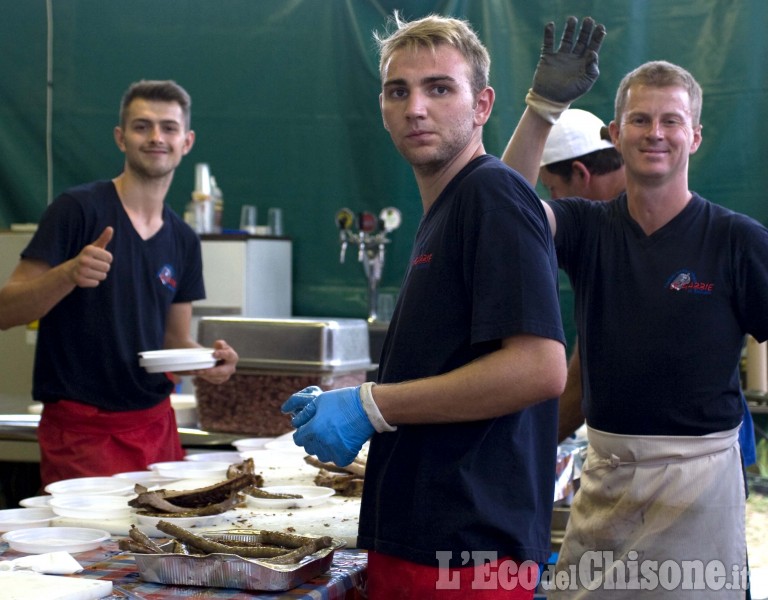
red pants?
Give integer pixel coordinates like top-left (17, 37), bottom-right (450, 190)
top-left (366, 550), bottom-right (539, 599)
top-left (37, 397), bottom-right (185, 488)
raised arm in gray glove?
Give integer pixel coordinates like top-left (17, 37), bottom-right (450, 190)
top-left (526, 16), bottom-right (606, 123)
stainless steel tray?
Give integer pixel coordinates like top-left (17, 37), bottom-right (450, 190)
top-left (131, 530), bottom-right (345, 592)
top-left (197, 317), bottom-right (375, 373)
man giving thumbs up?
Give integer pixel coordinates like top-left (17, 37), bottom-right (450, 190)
top-left (0, 80), bottom-right (238, 487)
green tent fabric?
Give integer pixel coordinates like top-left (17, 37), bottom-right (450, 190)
top-left (1, 0), bottom-right (766, 342)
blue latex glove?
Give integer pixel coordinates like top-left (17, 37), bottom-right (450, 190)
top-left (281, 385), bottom-right (374, 467)
top-left (281, 386), bottom-right (323, 424)
top-left (532, 16), bottom-right (606, 104)
top-left (740, 396), bottom-right (756, 468)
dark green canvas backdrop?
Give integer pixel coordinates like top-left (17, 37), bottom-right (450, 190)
top-left (2, 0), bottom-right (766, 350)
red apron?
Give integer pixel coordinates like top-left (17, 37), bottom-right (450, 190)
top-left (366, 550), bottom-right (539, 599)
top-left (37, 397), bottom-right (185, 488)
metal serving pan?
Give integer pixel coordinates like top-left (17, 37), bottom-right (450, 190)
top-left (197, 317), bottom-right (376, 373)
top-left (131, 530), bottom-right (345, 592)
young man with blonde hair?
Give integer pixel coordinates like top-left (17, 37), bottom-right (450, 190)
top-left (283, 14), bottom-right (603, 598)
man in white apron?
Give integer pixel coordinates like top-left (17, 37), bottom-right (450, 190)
top-left (502, 20), bottom-right (766, 598)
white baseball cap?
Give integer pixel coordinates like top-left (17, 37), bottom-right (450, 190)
top-left (541, 108), bottom-right (615, 166)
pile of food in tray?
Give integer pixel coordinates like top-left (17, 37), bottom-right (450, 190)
top-left (120, 457), bottom-right (346, 592)
top-left (121, 522), bottom-right (334, 563)
top-left (119, 523), bottom-right (343, 592)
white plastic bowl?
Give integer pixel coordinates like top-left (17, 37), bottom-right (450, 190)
top-left (45, 477), bottom-right (135, 496)
top-left (49, 495), bottom-right (133, 520)
top-left (148, 461), bottom-right (231, 480)
top-left (0, 508), bottom-right (56, 532)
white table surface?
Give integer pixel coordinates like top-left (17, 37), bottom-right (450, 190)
top-left (50, 446), bottom-right (362, 548)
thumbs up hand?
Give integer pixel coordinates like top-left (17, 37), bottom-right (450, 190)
top-left (91, 227), bottom-right (113, 250)
top-left (69, 227), bottom-right (114, 288)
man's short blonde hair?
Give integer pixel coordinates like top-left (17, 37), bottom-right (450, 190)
top-left (615, 60), bottom-right (703, 125)
top-left (374, 11), bottom-right (490, 96)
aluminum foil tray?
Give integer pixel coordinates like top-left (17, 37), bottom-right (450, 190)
top-left (131, 530), bottom-right (345, 592)
top-left (197, 316), bottom-right (375, 373)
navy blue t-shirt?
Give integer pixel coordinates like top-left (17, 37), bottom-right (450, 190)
top-left (23, 180), bottom-right (205, 410)
top-left (357, 155), bottom-right (565, 566)
top-left (551, 193), bottom-right (768, 435)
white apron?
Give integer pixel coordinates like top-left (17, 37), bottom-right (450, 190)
top-left (547, 425), bottom-right (747, 598)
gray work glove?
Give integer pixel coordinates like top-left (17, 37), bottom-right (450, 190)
top-left (526, 16), bottom-right (606, 123)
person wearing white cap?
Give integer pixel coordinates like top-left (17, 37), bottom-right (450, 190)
top-left (539, 108), bottom-right (624, 201)
top-left (538, 109), bottom-right (627, 444)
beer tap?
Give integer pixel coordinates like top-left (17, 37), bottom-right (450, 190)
top-left (358, 211), bottom-right (377, 263)
top-left (335, 206), bottom-right (402, 322)
top-left (336, 208), bottom-right (354, 263)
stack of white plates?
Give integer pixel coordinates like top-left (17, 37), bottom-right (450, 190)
top-left (138, 348), bottom-right (216, 373)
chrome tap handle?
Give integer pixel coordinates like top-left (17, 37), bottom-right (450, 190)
top-left (336, 208), bottom-right (355, 264)
top-left (358, 234), bottom-right (366, 263)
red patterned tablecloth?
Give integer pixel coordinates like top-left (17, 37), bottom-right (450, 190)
top-left (0, 541), bottom-right (367, 599)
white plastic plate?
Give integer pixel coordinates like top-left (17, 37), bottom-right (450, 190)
top-left (244, 485), bottom-right (335, 509)
top-left (2, 527), bottom-right (110, 554)
top-left (138, 348), bottom-right (216, 373)
top-left (231, 437), bottom-right (274, 452)
top-left (263, 439), bottom-right (306, 453)
top-left (184, 451), bottom-right (242, 463)
top-left (45, 477), bottom-right (135, 496)
top-left (113, 471), bottom-right (180, 487)
top-left (148, 461), bottom-right (231, 480)
top-left (239, 449), bottom-right (315, 470)
top-left (49, 495), bottom-right (133, 520)
top-left (18, 496), bottom-right (53, 509)
top-left (0, 508), bottom-right (55, 532)
top-left (153, 478), bottom-right (224, 491)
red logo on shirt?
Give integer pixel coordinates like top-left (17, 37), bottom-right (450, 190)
top-left (412, 253), bottom-right (433, 268)
top-left (666, 270), bottom-right (714, 295)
